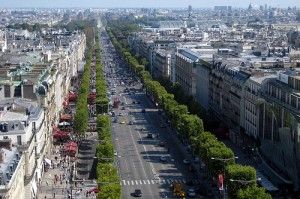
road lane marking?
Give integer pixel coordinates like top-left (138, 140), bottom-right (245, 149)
top-left (135, 180), bottom-right (139, 185)
top-left (122, 180), bottom-right (126, 185)
top-left (127, 181), bottom-right (130, 185)
top-left (147, 180), bottom-right (150, 184)
top-left (131, 181), bottom-right (134, 185)
top-left (143, 180), bottom-right (146, 184)
top-left (151, 180), bottom-right (155, 184)
top-left (139, 180), bottom-right (142, 185)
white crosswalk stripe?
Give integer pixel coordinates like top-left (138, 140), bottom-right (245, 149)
top-left (120, 178), bottom-right (199, 186)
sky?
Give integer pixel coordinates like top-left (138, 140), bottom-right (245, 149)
top-left (0, 0), bottom-right (299, 8)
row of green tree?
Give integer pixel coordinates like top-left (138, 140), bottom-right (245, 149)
top-left (95, 34), bottom-right (109, 114)
top-left (73, 45), bottom-right (93, 135)
top-left (96, 115), bottom-right (121, 199)
top-left (95, 35), bottom-right (121, 199)
top-left (106, 23), bottom-right (271, 199)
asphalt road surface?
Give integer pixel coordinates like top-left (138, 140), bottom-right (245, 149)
top-left (99, 28), bottom-right (203, 199)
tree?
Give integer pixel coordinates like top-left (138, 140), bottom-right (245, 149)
top-left (96, 142), bottom-right (114, 163)
top-left (226, 164), bottom-right (257, 198)
top-left (98, 183), bottom-right (121, 199)
top-left (178, 114), bottom-right (204, 139)
top-left (237, 186), bottom-right (272, 199)
top-left (207, 146), bottom-right (235, 175)
top-left (97, 163), bottom-right (119, 183)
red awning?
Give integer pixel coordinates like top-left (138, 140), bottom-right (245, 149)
top-left (60, 114), bottom-right (72, 121)
top-left (53, 131), bottom-right (70, 139)
top-left (68, 92), bottom-right (77, 102)
top-left (64, 141), bottom-right (78, 152)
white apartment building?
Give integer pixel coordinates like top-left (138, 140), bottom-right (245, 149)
top-left (0, 99), bottom-right (46, 198)
top-left (0, 144), bottom-right (24, 199)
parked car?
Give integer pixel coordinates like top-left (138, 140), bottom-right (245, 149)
top-left (183, 159), bottom-right (191, 164)
top-left (160, 124), bottom-right (166, 128)
top-left (187, 188), bottom-right (196, 198)
top-left (147, 133), bottom-right (154, 139)
top-left (160, 156), bottom-right (167, 163)
top-left (159, 141), bottom-right (166, 147)
top-left (142, 109), bottom-right (146, 113)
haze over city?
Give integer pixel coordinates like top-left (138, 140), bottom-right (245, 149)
top-left (0, 0), bottom-right (299, 8)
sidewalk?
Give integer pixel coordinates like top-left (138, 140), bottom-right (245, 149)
top-left (37, 145), bottom-right (97, 199)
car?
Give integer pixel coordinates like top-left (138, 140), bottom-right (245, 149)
top-left (118, 113), bottom-right (122, 116)
top-left (141, 109), bottom-right (146, 113)
top-left (133, 189), bottom-right (142, 197)
top-left (160, 156), bottom-right (167, 162)
top-left (194, 157), bottom-right (200, 163)
top-left (187, 188), bottom-right (196, 198)
top-left (120, 120), bottom-right (125, 124)
top-left (183, 159), bottom-right (191, 164)
top-left (147, 133), bottom-right (154, 139)
top-left (160, 124), bottom-right (166, 128)
top-left (128, 121), bottom-right (133, 125)
top-left (121, 107), bottom-right (125, 110)
top-left (159, 141), bottom-right (166, 147)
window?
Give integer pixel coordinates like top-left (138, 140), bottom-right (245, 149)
top-left (291, 95), bottom-right (297, 108)
top-left (4, 85), bottom-right (10, 98)
top-left (17, 136), bottom-right (21, 145)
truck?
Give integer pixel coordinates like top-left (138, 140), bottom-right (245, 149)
top-left (172, 182), bottom-right (186, 198)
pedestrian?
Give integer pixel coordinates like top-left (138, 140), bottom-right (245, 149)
top-left (53, 192), bottom-right (56, 198)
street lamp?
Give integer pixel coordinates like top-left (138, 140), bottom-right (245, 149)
top-left (210, 156), bottom-right (238, 199)
top-left (229, 178), bottom-right (261, 185)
